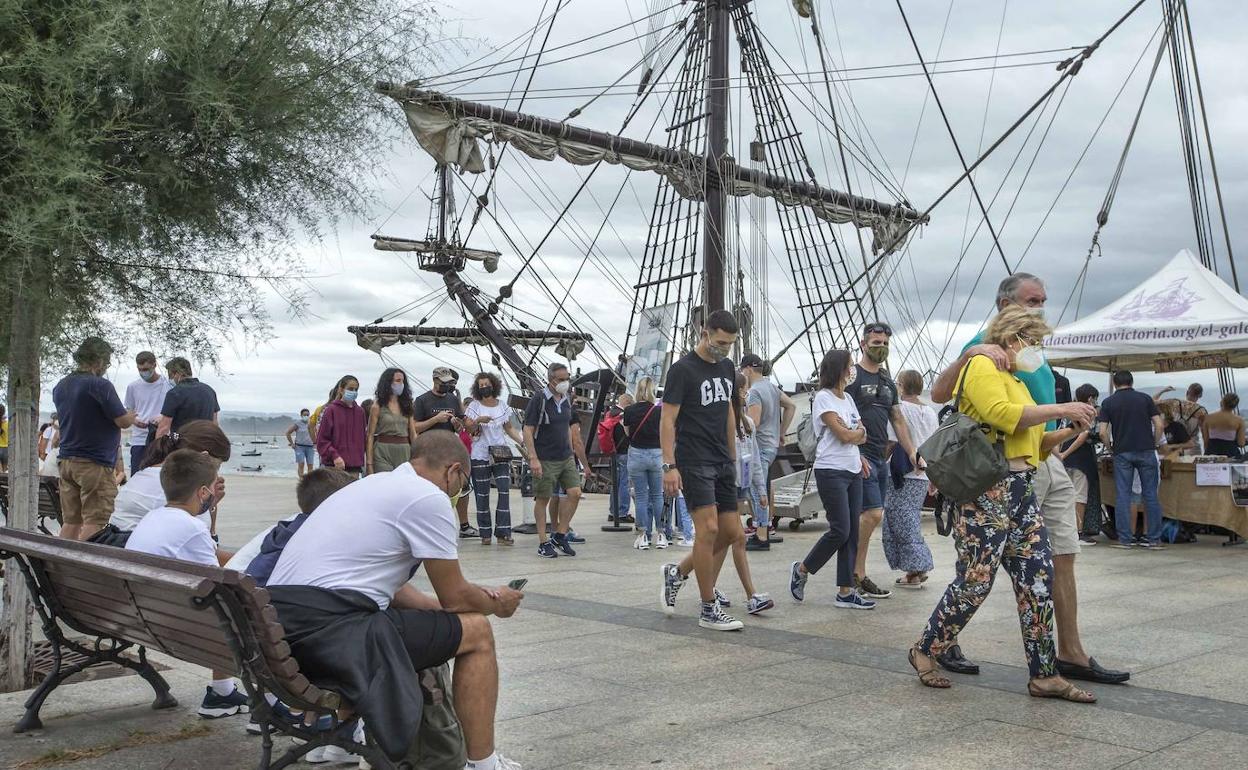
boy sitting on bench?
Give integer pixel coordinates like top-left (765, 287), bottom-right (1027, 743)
top-left (125, 449), bottom-right (249, 718)
top-left (267, 431), bottom-right (525, 770)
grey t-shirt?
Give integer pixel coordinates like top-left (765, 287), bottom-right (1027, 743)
top-left (745, 378), bottom-right (783, 449)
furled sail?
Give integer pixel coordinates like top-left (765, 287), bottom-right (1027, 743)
top-left (379, 84), bottom-right (927, 255)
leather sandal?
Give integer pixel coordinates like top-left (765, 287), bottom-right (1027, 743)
top-left (909, 647), bottom-right (952, 689)
top-left (1027, 680), bottom-right (1097, 703)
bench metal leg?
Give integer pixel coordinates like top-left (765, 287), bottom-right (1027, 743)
top-left (119, 646), bottom-right (179, 712)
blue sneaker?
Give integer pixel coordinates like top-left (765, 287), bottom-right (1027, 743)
top-left (552, 533), bottom-right (577, 556)
top-left (789, 561), bottom-right (807, 602)
top-left (248, 701), bottom-right (335, 734)
top-left (198, 686), bottom-right (249, 718)
top-left (565, 529), bottom-right (586, 544)
top-left (538, 540), bottom-right (558, 559)
top-left (834, 591), bottom-right (877, 610)
top-left (660, 563), bottom-right (686, 615)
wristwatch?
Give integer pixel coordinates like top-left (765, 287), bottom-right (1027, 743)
top-left (662, 463), bottom-right (675, 473)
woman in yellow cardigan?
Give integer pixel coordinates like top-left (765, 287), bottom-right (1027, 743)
top-left (908, 305), bottom-right (1097, 703)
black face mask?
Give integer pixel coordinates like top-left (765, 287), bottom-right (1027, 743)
top-left (478, 386), bottom-right (494, 398)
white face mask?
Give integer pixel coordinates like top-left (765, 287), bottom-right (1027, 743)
top-left (554, 381), bottom-right (570, 396)
top-left (1015, 343), bottom-right (1046, 373)
top-left (1023, 306), bottom-right (1046, 319)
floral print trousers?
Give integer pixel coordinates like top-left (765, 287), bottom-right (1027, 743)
top-left (917, 470), bottom-right (1058, 679)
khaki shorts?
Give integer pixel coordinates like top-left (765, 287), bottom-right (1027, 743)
top-left (59, 457), bottom-right (119, 527)
top-left (1068, 468), bottom-right (1089, 505)
top-left (532, 457), bottom-right (581, 498)
top-left (1034, 455), bottom-right (1079, 556)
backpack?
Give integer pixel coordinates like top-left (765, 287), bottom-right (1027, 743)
top-left (796, 392), bottom-right (825, 463)
top-left (918, 362), bottom-right (1008, 503)
top-left (597, 410), bottom-right (624, 455)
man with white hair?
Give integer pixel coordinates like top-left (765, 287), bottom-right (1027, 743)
top-left (929, 273), bottom-right (1130, 686)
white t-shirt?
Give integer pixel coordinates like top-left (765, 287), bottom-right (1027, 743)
top-left (465, 401), bottom-right (514, 462)
top-left (812, 389), bottom-right (863, 472)
top-left (123, 376), bottom-right (174, 445)
top-left (110, 467), bottom-right (212, 532)
top-left (42, 426), bottom-right (56, 442)
top-left (125, 505), bottom-right (218, 566)
top-left (267, 462), bottom-right (458, 610)
top-left (889, 399), bottom-right (939, 480)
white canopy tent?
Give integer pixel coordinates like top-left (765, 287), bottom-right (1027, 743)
top-left (1046, 249), bottom-right (1248, 372)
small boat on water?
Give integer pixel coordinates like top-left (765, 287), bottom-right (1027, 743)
top-left (250, 439), bottom-right (268, 445)
top-left (241, 449), bottom-right (262, 457)
top-left (238, 464), bottom-right (265, 473)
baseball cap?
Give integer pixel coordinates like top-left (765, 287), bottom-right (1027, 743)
top-left (432, 366), bottom-right (457, 383)
top-left (739, 353), bottom-right (765, 370)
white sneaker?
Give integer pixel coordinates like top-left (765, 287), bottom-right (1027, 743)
top-left (467, 754), bottom-right (523, 770)
top-left (305, 744), bottom-right (361, 765)
top-left (358, 760), bottom-right (371, 770)
top-left (675, 536), bottom-right (693, 548)
top-left (633, 532), bottom-right (650, 550)
top-left (654, 532), bottom-right (670, 549)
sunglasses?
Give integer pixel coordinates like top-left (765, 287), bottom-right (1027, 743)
top-left (863, 323), bottom-right (893, 336)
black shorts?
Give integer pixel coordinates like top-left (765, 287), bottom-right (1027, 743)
top-left (681, 463), bottom-right (737, 514)
top-left (384, 608), bottom-right (464, 671)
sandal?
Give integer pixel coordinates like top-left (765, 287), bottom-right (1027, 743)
top-left (908, 646), bottom-right (951, 689)
top-left (1027, 679), bottom-right (1096, 703)
top-left (894, 574), bottom-right (925, 589)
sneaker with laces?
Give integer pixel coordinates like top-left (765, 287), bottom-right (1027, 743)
top-left (537, 540), bottom-right (558, 558)
top-left (198, 686), bottom-right (249, 718)
top-left (654, 532), bottom-right (670, 549)
top-left (713, 587), bottom-right (732, 607)
top-left (855, 575), bottom-right (893, 599)
top-left (1142, 541), bottom-right (1167, 551)
top-left (699, 602), bottom-right (744, 631)
top-left (675, 536), bottom-right (693, 547)
top-left (834, 591), bottom-right (877, 610)
top-left (566, 530), bottom-right (586, 544)
top-left (467, 755), bottom-right (524, 770)
top-left (552, 533), bottom-right (577, 556)
top-left (633, 532), bottom-right (650, 550)
top-left (660, 563), bottom-right (685, 615)
top-left (789, 561), bottom-right (808, 602)
top-left (460, 524), bottom-right (480, 539)
top-left (746, 593), bottom-right (774, 615)
top-left (745, 534), bottom-right (770, 551)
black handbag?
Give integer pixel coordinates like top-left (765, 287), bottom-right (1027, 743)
top-left (919, 362), bottom-right (1008, 504)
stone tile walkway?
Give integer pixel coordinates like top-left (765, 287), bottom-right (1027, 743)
top-left (2, 476), bottom-right (1245, 769)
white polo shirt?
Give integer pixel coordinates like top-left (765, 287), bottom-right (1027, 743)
top-left (267, 463), bottom-right (458, 610)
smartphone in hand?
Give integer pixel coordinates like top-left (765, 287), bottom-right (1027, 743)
top-left (508, 578), bottom-right (528, 591)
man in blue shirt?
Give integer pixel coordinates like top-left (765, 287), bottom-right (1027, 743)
top-left (1097, 371), bottom-right (1165, 548)
top-left (523, 363), bottom-right (592, 559)
top-left (52, 337), bottom-right (136, 541)
top-left (929, 273), bottom-right (1128, 685)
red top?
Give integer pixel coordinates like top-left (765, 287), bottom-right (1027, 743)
top-left (459, 430), bottom-right (473, 455)
top-left (316, 400), bottom-right (367, 468)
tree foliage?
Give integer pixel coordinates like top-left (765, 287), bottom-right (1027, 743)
top-left (0, 0), bottom-right (447, 356)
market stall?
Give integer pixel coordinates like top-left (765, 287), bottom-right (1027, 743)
top-left (1048, 249), bottom-right (1248, 540)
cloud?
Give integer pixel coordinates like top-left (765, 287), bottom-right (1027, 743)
top-left (40, 1), bottom-right (1246, 414)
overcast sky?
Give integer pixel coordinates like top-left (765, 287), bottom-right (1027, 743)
top-left (53, 0), bottom-right (1248, 416)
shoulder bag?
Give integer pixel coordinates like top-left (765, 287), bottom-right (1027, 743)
top-left (918, 362), bottom-right (1008, 503)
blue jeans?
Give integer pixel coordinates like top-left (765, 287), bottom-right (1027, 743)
top-left (747, 444), bottom-right (777, 528)
top-left (627, 447), bottom-right (663, 534)
top-left (129, 444), bottom-right (147, 476)
top-left (861, 455), bottom-right (889, 511)
top-left (613, 454), bottom-right (631, 517)
top-left (1113, 451), bottom-right (1162, 544)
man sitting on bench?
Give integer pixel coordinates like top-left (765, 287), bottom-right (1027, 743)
top-left (267, 431), bottom-right (525, 770)
top-left (125, 449), bottom-right (250, 719)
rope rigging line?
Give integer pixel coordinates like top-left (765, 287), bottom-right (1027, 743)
top-left (768, 0), bottom-right (1152, 366)
top-left (896, 0), bottom-right (1009, 274)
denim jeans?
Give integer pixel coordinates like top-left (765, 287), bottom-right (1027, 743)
top-left (627, 447), bottom-right (663, 534)
top-left (613, 454), bottom-right (631, 517)
top-left (802, 468), bottom-right (862, 587)
top-left (747, 444), bottom-right (777, 528)
top-left (1112, 450), bottom-right (1162, 544)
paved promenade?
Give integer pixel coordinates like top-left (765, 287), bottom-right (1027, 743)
top-left (2, 475), bottom-right (1247, 769)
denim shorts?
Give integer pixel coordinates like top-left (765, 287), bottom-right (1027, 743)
top-left (294, 444), bottom-right (315, 464)
top-left (861, 455), bottom-right (889, 511)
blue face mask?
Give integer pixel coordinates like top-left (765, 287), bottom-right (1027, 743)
top-left (391, 382), bottom-right (404, 396)
top-left (343, 389), bottom-right (358, 402)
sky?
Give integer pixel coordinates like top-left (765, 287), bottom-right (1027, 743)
top-left (46, 0), bottom-right (1248, 415)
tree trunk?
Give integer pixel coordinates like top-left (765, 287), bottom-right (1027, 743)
top-left (1, 282), bottom-right (45, 692)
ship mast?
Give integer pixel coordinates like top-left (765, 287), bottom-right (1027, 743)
top-left (701, 0), bottom-right (730, 314)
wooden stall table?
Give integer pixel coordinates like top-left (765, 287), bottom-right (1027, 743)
top-left (1098, 457), bottom-right (1248, 540)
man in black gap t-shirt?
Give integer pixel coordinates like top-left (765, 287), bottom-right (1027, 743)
top-left (659, 310), bottom-right (748, 631)
top-left (414, 367), bottom-right (475, 537)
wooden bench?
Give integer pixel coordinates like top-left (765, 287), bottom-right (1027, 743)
top-left (0, 473), bottom-right (64, 535)
top-left (0, 528), bottom-right (398, 769)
